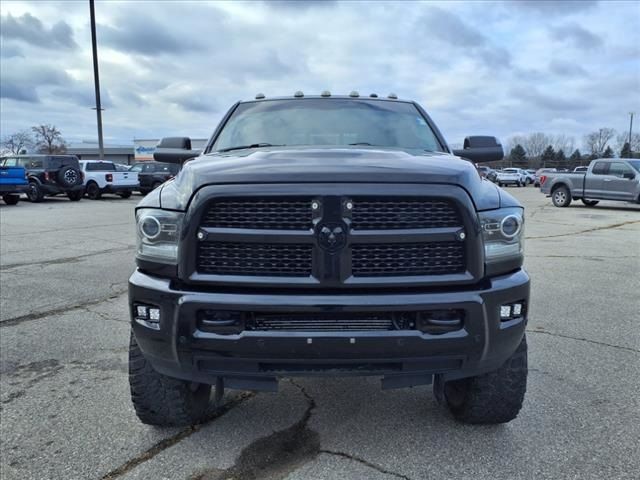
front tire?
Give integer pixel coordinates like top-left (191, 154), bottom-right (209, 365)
top-left (86, 182), bottom-right (102, 200)
top-left (67, 190), bottom-right (83, 201)
top-left (26, 182), bottom-right (44, 202)
top-left (129, 332), bottom-right (211, 426)
top-left (551, 186), bottom-right (572, 207)
top-left (2, 194), bottom-right (19, 205)
top-left (437, 336), bottom-right (527, 424)
top-left (581, 199), bottom-right (599, 207)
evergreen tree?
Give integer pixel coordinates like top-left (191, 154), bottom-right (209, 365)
top-left (569, 149), bottom-right (582, 169)
top-left (554, 149), bottom-right (567, 170)
top-left (540, 145), bottom-right (555, 168)
top-left (620, 142), bottom-right (632, 158)
top-left (602, 146), bottom-right (614, 158)
top-left (510, 144), bottom-right (528, 168)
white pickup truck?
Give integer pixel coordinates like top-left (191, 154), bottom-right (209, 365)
top-left (79, 160), bottom-right (139, 199)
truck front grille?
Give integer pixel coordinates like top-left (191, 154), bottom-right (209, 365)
top-left (352, 242), bottom-right (465, 277)
top-left (201, 198), bottom-right (311, 230)
top-left (197, 242), bottom-right (312, 277)
top-left (351, 198), bottom-right (459, 230)
top-left (195, 193), bottom-right (471, 284)
top-left (250, 312), bottom-right (395, 331)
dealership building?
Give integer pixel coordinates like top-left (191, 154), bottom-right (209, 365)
top-left (66, 138), bottom-right (208, 165)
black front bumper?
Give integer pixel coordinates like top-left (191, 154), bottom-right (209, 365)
top-left (129, 269), bottom-right (529, 391)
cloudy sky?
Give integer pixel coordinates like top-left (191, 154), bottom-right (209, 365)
top-left (1, 0), bottom-right (638, 148)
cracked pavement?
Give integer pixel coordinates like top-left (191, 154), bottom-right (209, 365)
top-left (1, 190), bottom-right (639, 479)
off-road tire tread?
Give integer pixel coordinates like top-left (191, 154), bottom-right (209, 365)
top-left (444, 336), bottom-right (527, 424)
top-left (129, 333), bottom-right (211, 426)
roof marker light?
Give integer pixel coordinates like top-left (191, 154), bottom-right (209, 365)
top-left (294, 91), bottom-right (304, 97)
top-left (349, 91), bottom-right (360, 97)
top-left (321, 90), bottom-right (331, 97)
top-left (255, 93), bottom-right (265, 99)
top-left (388, 93), bottom-right (398, 99)
top-left (369, 93), bottom-right (378, 98)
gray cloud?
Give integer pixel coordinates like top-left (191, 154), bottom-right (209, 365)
top-left (265, 0), bottom-right (338, 9)
top-left (550, 23), bottom-right (603, 49)
top-left (0, 43), bottom-right (24, 58)
top-left (0, 13), bottom-right (76, 49)
top-left (507, 0), bottom-right (598, 15)
top-left (98, 15), bottom-right (202, 55)
top-left (420, 7), bottom-right (511, 67)
top-left (1, 63), bottom-right (71, 103)
top-left (549, 59), bottom-right (589, 77)
top-left (510, 85), bottom-right (588, 112)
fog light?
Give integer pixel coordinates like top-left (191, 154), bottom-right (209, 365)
top-left (136, 306), bottom-right (148, 318)
top-left (500, 305), bottom-right (512, 319)
top-left (512, 303), bottom-right (523, 316)
top-left (149, 308), bottom-right (160, 322)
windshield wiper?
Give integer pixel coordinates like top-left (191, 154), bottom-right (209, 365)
top-left (217, 143), bottom-right (284, 153)
top-left (348, 142), bottom-right (378, 146)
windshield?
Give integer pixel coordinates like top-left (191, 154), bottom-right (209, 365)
top-left (212, 99), bottom-right (444, 152)
top-left (629, 160), bottom-right (640, 172)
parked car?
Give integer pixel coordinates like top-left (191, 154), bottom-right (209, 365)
top-left (496, 168), bottom-right (522, 187)
top-left (534, 168), bottom-right (557, 187)
top-left (114, 163), bottom-right (132, 171)
top-left (573, 166), bottom-right (588, 172)
top-left (129, 161), bottom-right (180, 195)
top-left (0, 163), bottom-right (28, 205)
top-left (128, 93), bottom-right (530, 427)
top-left (540, 158), bottom-right (640, 207)
top-left (476, 165), bottom-right (493, 179)
top-left (79, 160), bottom-right (139, 199)
top-left (503, 168), bottom-right (533, 186)
top-left (0, 154), bottom-right (84, 202)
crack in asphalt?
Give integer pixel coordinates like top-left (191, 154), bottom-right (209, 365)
top-left (525, 219), bottom-right (640, 240)
top-left (194, 380), bottom-right (413, 480)
top-left (0, 246), bottom-right (134, 270)
top-left (194, 380), bottom-right (319, 480)
top-left (0, 290), bottom-right (128, 327)
top-left (100, 392), bottom-right (255, 480)
top-left (527, 328), bottom-right (639, 354)
top-left (319, 450), bottom-right (414, 480)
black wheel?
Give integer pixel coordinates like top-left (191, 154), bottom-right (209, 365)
top-left (516, 181), bottom-right (522, 187)
top-left (26, 182), bottom-right (44, 202)
top-left (86, 182), bottom-right (102, 200)
top-left (129, 332), bottom-right (211, 426)
top-left (581, 199), bottom-right (599, 207)
top-left (551, 186), bottom-right (572, 207)
top-left (58, 166), bottom-right (81, 187)
top-left (498, 182), bottom-right (503, 187)
top-left (67, 190), bottom-right (83, 201)
top-left (2, 194), bottom-right (19, 205)
top-left (437, 336), bottom-right (527, 424)
top-left (118, 191), bottom-right (132, 199)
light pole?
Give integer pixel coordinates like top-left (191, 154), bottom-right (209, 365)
top-left (90, 0), bottom-right (104, 160)
top-left (629, 112), bottom-right (635, 145)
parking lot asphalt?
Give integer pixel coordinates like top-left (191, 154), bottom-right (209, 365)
top-left (1, 189), bottom-right (639, 480)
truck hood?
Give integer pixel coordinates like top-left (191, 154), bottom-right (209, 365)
top-left (156, 147), bottom-right (506, 211)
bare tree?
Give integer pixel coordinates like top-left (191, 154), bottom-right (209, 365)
top-left (551, 134), bottom-right (575, 155)
top-left (31, 124), bottom-right (67, 154)
top-left (583, 128), bottom-right (616, 156)
top-left (616, 132), bottom-right (640, 154)
top-left (1, 130), bottom-right (34, 154)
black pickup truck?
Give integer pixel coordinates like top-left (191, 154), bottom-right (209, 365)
top-left (129, 93), bottom-right (529, 426)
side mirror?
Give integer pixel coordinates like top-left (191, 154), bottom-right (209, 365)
top-left (153, 137), bottom-right (200, 164)
top-left (453, 136), bottom-right (504, 163)
top-left (623, 172), bottom-right (635, 180)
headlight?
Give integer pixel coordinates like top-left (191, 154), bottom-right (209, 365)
top-left (478, 207), bottom-right (524, 263)
top-left (136, 209), bottom-right (184, 264)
